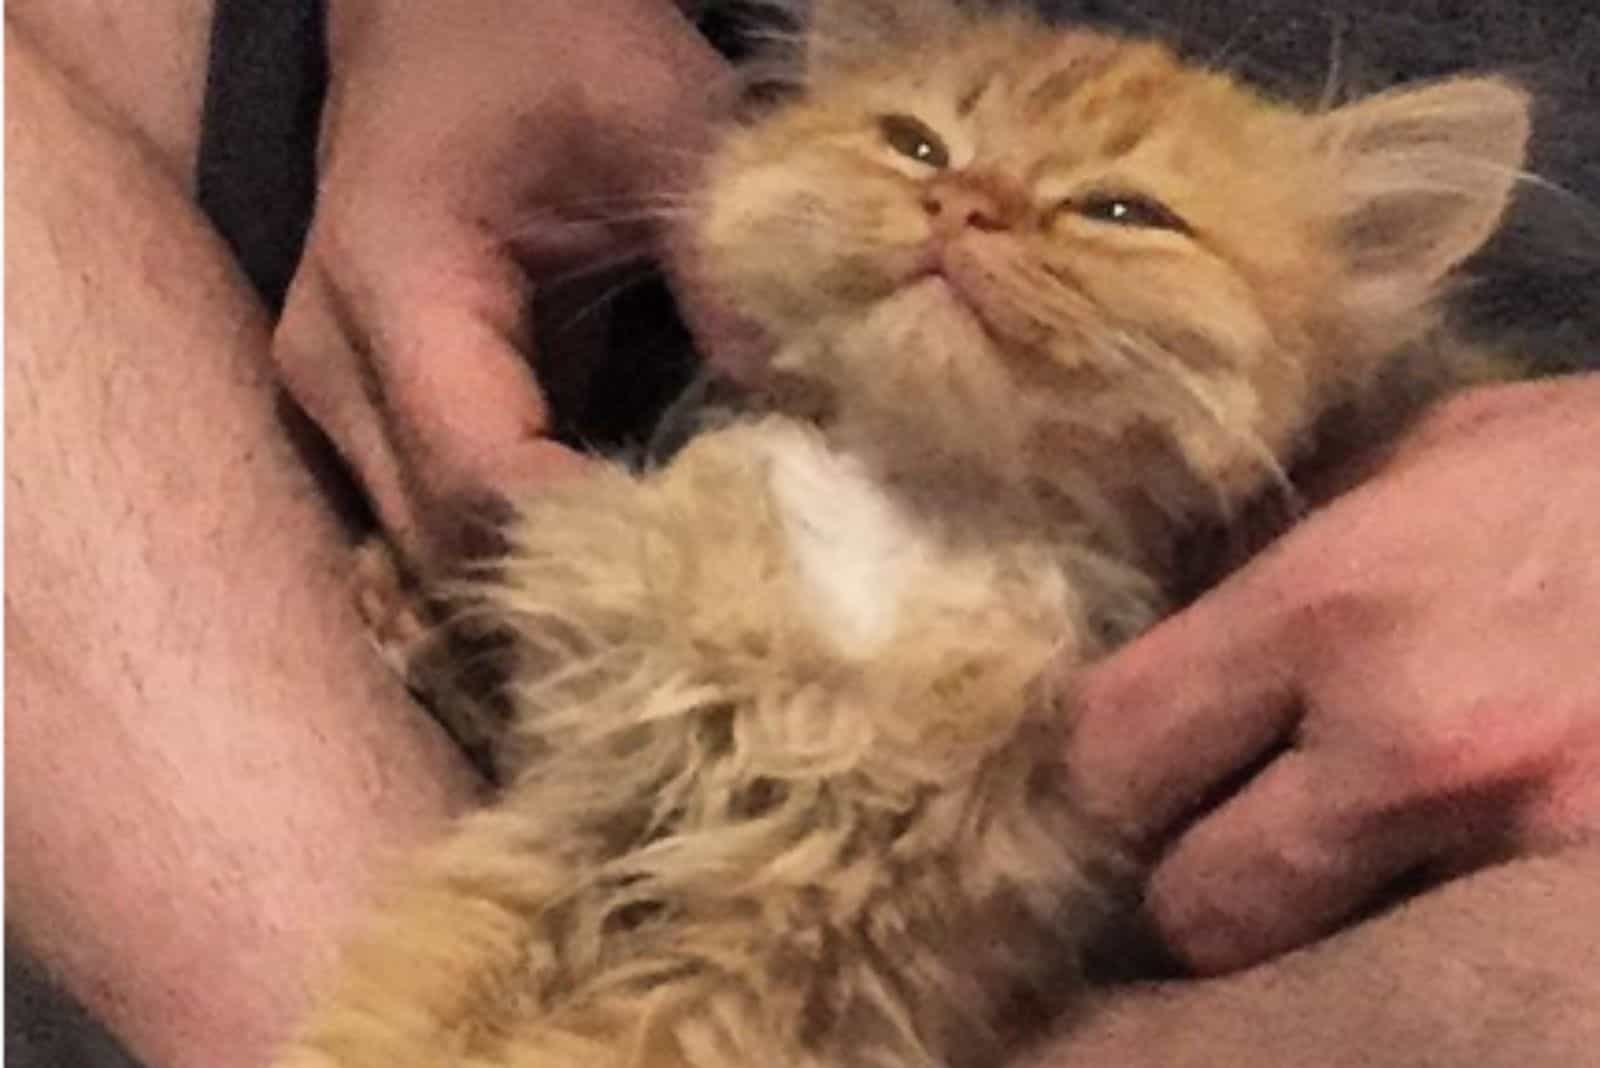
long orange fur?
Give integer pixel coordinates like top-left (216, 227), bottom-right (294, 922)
top-left (275, 3), bottom-right (1531, 1066)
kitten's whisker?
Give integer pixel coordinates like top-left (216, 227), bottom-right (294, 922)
top-left (542, 189), bottom-right (698, 210)
top-left (980, 256), bottom-right (1275, 536)
top-left (1105, 3), bottom-right (1189, 56)
top-left (1511, 172), bottom-right (1600, 246)
top-left (734, 23), bottom-right (807, 50)
top-left (556, 268), bottom-right (661, 333)
top-left (1317, 12), bottom-right (1349, 111)
top-left (1203, 9), bottom-right (1263, 73)
top-left (1002, 252), bottom-right (1304, 515)
top-left (710, 0), bottom-right (806, 32)
top-left (532, 246), bottom-right (660, 289)
top-left (504, 208), bottom-right (695, 263)
top-left (638, 146), bottom-right (724, 167)
top-left (589, 193), bottom-right (700, 212)
top-left (565, 208), bottom-right (697, 230)
top-left (1119, 336), bottom-right (1303, 519)
top-left (1361, 160), bottom-right (1600, 249)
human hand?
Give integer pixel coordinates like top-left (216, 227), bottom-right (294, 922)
top-left (273, 0), bottom-right (734, 570)
top-left (1065, 374), bottom-right (1600, 974)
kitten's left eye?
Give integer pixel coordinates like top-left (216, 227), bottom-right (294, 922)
top-left (878, 114), bottom-right (949, 169)
top-left (1072, 193), bottom-right (1190, 234)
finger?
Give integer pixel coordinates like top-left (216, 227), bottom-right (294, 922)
top-left (381, 316), bottom-right (589, 563)
top-left (1144, 750), bottom-right (1435, 974)
top-left (1064, 564), bottom-right (1304, 845)
top-left (378, 307), bottom-right (553, 489)
top-left (274, 263), bottom-right (428, 562)
top-left (373, 272), bottom-right (597, 555)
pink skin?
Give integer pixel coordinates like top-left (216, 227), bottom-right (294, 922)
top-left (1067, 375), bottom-right (1600, 973)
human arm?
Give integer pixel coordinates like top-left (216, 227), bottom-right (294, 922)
top-left (1031, 374), bottom-right (1600, 1065)
top-left (1064, 373), bottom-right (1600, 973)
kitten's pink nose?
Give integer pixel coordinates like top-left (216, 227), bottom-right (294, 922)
top-left (921, 173), bottom-right (1027, 235)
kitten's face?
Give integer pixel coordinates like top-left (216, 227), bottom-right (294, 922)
top-left (696, 3), bottom-right (1527, 496)
top-left (707, 23), bottom-right (1316, 348)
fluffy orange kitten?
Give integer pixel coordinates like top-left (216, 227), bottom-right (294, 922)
top-left (278, 2), bottom-right (1530, 1066)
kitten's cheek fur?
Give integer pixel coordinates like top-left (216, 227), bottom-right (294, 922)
top-left (700, 156), bottom-right (936, 331)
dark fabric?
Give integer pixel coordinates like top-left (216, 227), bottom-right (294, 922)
top-left (5, 945), bottom-right (141, 1068)
top-left (194, 0), bottom-right (327, 314)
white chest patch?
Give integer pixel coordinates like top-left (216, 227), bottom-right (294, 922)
top-left (761, 430), bottom-right (926, 657)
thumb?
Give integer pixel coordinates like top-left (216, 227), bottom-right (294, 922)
top-left (364, 278), bottom-right (594, 565)
top-left (274, 261), bottom-right (428, 561)
top-left (276, 253), bottom-right (588, 570)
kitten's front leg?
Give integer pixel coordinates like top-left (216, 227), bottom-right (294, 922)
top-left (273, 810), bottom-right (784, 1068)
top-left (273, 808), bottom-right (585, 1068)
top-left (350, 537), bottom-right (516, 778)
top-left (351, 538), bottom-right (429, 683)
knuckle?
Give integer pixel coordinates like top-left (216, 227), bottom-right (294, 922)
top-left (1273, 583), bottom-right (1389, 671)
top-left (1370, 699), bottom-right (1556, 809)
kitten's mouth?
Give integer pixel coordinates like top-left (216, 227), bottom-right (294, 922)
top-left (895, 250), bottom-right (987, 325)
top-left (900, 248), bottom-right (1032, 350)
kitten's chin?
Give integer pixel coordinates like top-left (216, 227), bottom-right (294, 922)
top-left (866, 276), bottom-right (999, 354)
top-left (816, 279), bottom-right (1042, 478)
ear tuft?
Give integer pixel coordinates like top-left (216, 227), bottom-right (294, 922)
top-left (1318, 76), bottom-right (1532, 300)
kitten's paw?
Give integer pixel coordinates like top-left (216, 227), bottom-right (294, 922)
top-left (353, 537), bottom-right (513, 780)
top-left (352, 537), bottom-right (431, 680)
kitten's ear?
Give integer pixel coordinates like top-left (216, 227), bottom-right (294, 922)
top-left (1316, 77), bottom-right (1531, 300)
top-left (806, 0), bottom-right (963, 76)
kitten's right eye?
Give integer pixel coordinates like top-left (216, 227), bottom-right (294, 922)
top-left (878, 114), bottom-right (949, 169)
top-left (1070, 192), bottom-right (1191, 234)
